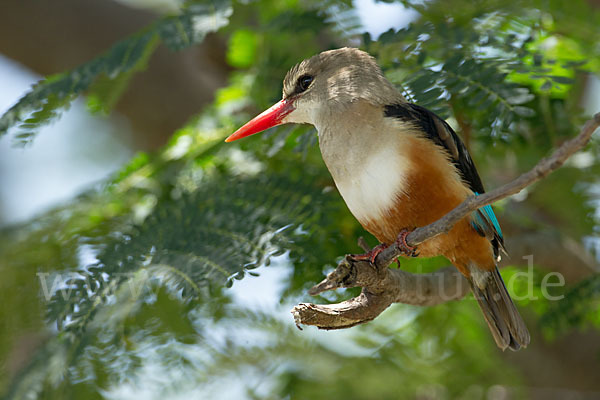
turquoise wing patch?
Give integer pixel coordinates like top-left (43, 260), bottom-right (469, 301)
top-left (470, 192), bottom-right (503, 239)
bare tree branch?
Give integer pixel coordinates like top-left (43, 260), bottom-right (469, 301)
top-left (405, 112), bottom-right (600, 247)
top-left (292, 113), bottom-right (600, 330)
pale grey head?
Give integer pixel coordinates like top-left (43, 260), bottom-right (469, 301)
top-left (225, 47), bottom-right (406, 143)
top-left (280, 47), bottom-right (405, 126)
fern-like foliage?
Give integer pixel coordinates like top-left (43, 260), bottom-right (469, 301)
top-left (44, 170), bottom-right (336, 333)
top-left (0, 0), bottom-right (232, 145)
top-left (540, 273), bottom-right (600, 337)
top-left (2, 162), bottom-right (343, 398)
top-left (365, 8), bottom-right (589, 143)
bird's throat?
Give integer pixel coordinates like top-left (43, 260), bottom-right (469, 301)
top-left (315, 105), bottom-right (412, 225)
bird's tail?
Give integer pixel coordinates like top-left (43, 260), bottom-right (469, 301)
top-left (468, 267), bottom-right (530, 351)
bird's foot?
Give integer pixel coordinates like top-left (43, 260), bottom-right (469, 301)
top-left (395, 229), bottom-right (418, 257)
top-left (350, 243), bottom-right (388, 264)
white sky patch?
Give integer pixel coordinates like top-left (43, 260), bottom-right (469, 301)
top-left (568, 151), bottom-right (595, 169)
top-left (583, 75), bottom-right (600, 117)
top-left (0, 55), bottom-right (132, 226)
top-left (228, 255), bottom-right (292, 314)
top-left (354, 0), bottom-right (419, 38)
top-left (226, 147), bottom-right (264, 176)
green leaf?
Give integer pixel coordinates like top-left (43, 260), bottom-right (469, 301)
top-left (503, 87), bottom-right (535, 105)
top-left (513, 106), bottom-right (535, 117)
top-left (547, 75), bottom-right (575, 85)
top-left (87, 34), bottom-right (160, 114)
top-left (158, 1), bottom-right (232, 51)
top-left (227, 29), bottom-right (258, 68)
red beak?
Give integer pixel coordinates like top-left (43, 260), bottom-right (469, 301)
top-left (225, 99), bottom-right (295, 142)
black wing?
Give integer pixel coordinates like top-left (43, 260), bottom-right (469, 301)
top-left (384, 103), bottom-right (485, 194)
top-left (384, 103), bottom-right (505, 256)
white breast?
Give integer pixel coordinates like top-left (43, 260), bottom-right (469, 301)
top-left (335, 144), bottom-right (410, 224)
top-left (312, 100), bottom-right (414, 225)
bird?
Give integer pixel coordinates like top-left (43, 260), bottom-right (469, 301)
top-left (225, 47), bottom-right (530, 351)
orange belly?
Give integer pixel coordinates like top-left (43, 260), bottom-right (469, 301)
top-left (359, 137), bottom-right (495, 276)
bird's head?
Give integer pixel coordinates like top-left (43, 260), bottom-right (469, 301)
top-left (225, 47), bottom-right (404, 142)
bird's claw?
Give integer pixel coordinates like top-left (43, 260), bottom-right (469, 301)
top-left (350, 243), bottom-right (388, 264)
top-left (349, 229), bottom-right (417, 267)
top-left (395, 229), bottom-right (418, 257)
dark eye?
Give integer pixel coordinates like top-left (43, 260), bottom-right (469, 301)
top-left (296, 75), bottom-right (313, 93)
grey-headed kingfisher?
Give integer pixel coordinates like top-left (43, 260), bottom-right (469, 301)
top-left (225, 47), bottom-right (530, 351)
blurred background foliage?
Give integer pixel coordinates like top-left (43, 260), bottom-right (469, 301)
top-left (0, 0), bottom-right (599, 398)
